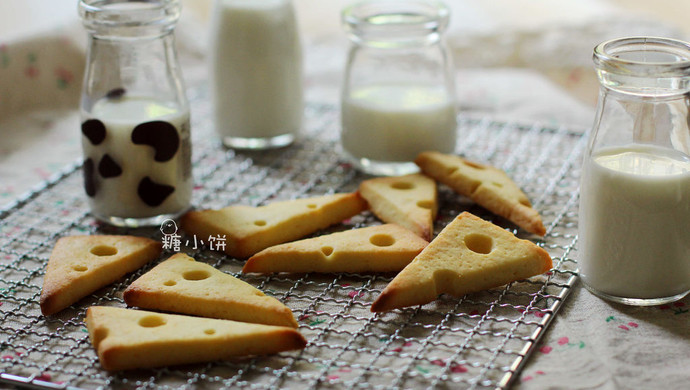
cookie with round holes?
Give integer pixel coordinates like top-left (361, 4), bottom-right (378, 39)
top-left (243, 224), bottom-right (428, 274)
top-left (181, 192), bottom-right (367, 259)
top-left (415, 151), bottom-right (546, 236)
top-left (40, 235), bottom-right (162, 316)
top-left (359, 173), bottom-right (437, 241)
top-left (371, 212), bottom-right (552, 312)
top-left (85, 306), bottom-right (306, 371)
top-left (124, 253), bottom-right (298, 328)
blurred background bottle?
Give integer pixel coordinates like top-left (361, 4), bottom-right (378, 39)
top-left (340, 0), bottom-right (457, 176)
top-left (209, 0), bottom-right (304, 150)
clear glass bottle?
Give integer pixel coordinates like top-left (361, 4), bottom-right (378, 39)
top-left (340, 0), bottom-right (457, 176)
top-left (78, 0), bottom-right (192, 227)
top-left (209, 0), bottom-right (303, 150)
top-left (578, 37), bottom-right (690, 305)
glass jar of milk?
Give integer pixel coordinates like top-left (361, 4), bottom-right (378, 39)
top-left (209, 0), bottom-right (303, 150)
top-left (79, 0), bottom-right (192, 227)
top-left (340, 0), bottom-right (457, 176)
top-left (579, 37), bottom-right (690, 305)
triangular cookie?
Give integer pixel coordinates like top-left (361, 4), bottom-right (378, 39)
top-left (371, 212), bottom-right (552, 312)
top-left (359, 173), bottom-right (437, 241)
top-left (181, 192), bottom-right (367, 258)
top-left (243, 224), bottom-right (428, 274)
top-left (415, 151), bottom-right (546, 236)
top-left (40, 235), bottom-right (162, 316)
top-left (85, 306), bottom-right (307, 371)
top-left (123, 253), bottom-right (298, 328)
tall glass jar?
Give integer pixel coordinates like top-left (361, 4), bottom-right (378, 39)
top-left (578, 37), bottom-right (690, 305)
top-left (340, 0), bottom-right (457, 176)
top-left (209, 0), bottom-right (303, 150)
top-left (78, 0), bottom-right (192, 227)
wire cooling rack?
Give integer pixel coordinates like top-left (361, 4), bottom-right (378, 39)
top-left (0, 91), bottom-right (584, 389)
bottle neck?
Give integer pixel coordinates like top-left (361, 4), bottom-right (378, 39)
top-left (342, 0), bottom-right (449, 48)
top-left (589, 37), bottom-right (690, 155)
top-left (594, 37), bottom-right (690, 98)
top-left (79, 0), bottom-right (181, 40)
top-left (81, 27), bottom-right (186, 112)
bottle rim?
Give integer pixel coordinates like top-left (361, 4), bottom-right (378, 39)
top-left (593, 36), bottom-right (690, 77)
top-left (79, 0), bottom-right (181, 31)
top-left (342, 0), bottom-right (450, 45)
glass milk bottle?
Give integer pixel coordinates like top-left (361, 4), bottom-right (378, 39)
top-left (340, 0), bottom-right (457, 176)
top-left (78, 0), bottom-right (192, 227)
top-left (578, 37), bottom-right (690, 305)
top-left (209, 0), bottom-right (303, 150)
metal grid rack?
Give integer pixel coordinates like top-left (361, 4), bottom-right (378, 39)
top-left (0, 96), bottom-right (584, 389)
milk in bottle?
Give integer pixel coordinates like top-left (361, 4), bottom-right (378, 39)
top-left (341, 83), bottom-right (457, 163)
top-left (210, 0), bottom-right (303, 149)
top-left (579, 145), bottom-right (690, 301)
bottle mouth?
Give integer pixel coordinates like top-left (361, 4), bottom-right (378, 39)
top-left (593, 36), bottom-right (690, 78)
top-left (79, 0), bottom-right (181, 35)
top-left (342, 0), bottom-right (450, 46)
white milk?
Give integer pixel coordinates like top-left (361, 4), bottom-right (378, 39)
top-left (82, 96), bottom-right (192, 220)
top-left (578, 144), bottom-right (690, 300)
top-left (209, 0), bottom-right (303, 143)
top-left (341, 84), bottom-right (457, 164)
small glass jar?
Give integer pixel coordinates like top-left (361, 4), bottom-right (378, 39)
top-left (578, 36), bottom-right (690, 305)
top-left (209, 0), bottom-right (303, 150)
top-left (340, 0), bottom-right (457, 176)
top-left (78, 0), bottom-right (192, 227)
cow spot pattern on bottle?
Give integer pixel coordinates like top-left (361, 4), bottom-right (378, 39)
top-left (81, 118), bottom-right (180, 208)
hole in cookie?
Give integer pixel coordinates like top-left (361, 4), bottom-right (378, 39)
top-left (254, 220), bottom-right (267, 226)
top-left (163, 280), bottom-right (177, 286)
top-left (463, 161), bottom-right (485, 170)
top-left (491, 182), bottom-right (503, 188)
top-left (417, 200), bottom-right (434, 210)
top-left (519, 199), bottom-right (531, 207)
top-left (464, 233), bottom-right (493, 254)
top-left (182, 270), bottom-right (210, 281)
top-left (306, 204), bottom-right (318, 209)
top-left (370, 234), bottom-right (395, 247)
top-left (204, 329), bottom-right (216, 335)
top-left (73, 265), bottom-right (88, 272)
top-left (321, 246), bottom-right (334, 256)
top-left (138, 315), bottom-right (166, 328)
top-left (391, 181), bottom-right (414, 190)
top-left (90, 245), bottom-right (118, 256)
top-left (447, 166), bottom-right (458, 175)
